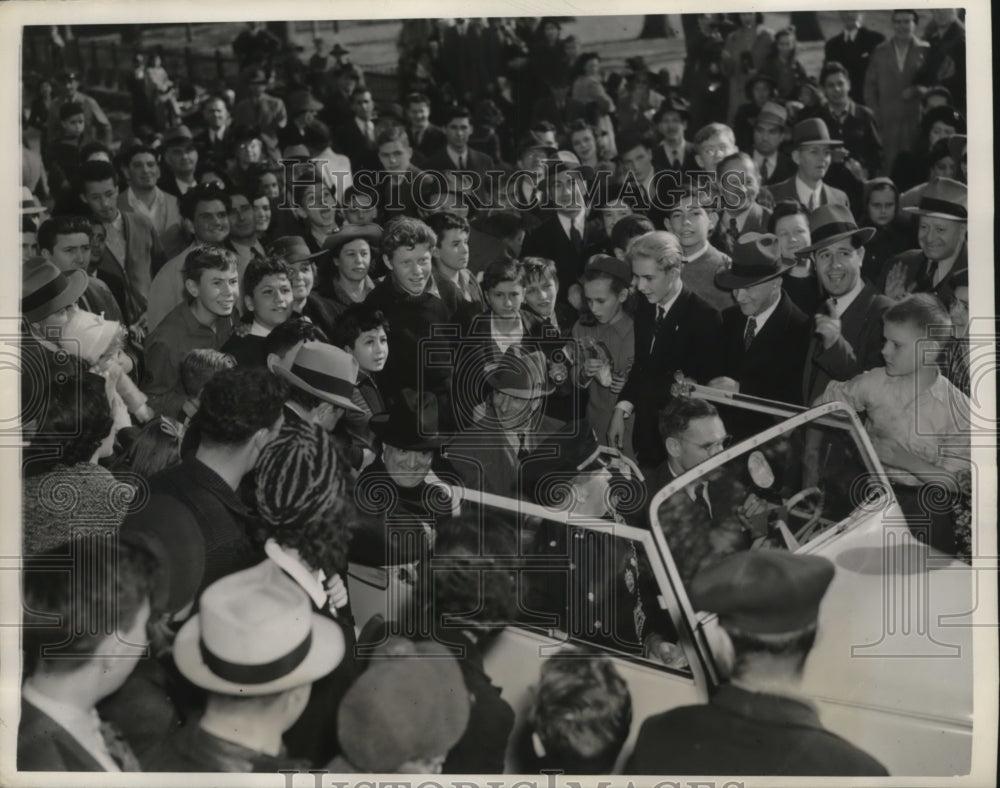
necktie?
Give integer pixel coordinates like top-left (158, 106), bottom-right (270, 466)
top-left (99, 720), bottom-right (141, 771)
top-left (759, 157), bottom-right (769, 183)
top-left (743, 316), bottom-right (757, 349)
top-left (651, 305), bottom-right (666, 351)
top-left (807, 191), bottom-right (817, 212)
top-left (517, 432), bottom-right (530, 461)
top-left (923, 259), bottom-right (939, 290)
top-left (695, 482), bottom-right (712, 518)
top-left (458, 154), bottom-right (466, 170)
top-left (569, 222), bottom-right (583, 250)
top-left (728, 216), bottom-right (740, 245)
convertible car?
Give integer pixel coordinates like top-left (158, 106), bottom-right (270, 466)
top-left (346, 388), bottom-right (974, 776)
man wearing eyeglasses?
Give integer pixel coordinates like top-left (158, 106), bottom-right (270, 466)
top-left (644, 397), bottom-right (752, 590)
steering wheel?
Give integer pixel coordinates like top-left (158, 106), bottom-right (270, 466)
top-left (786, 487), bottom-right (825, 542)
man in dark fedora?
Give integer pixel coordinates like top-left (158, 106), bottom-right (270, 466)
top-left (766, 119), bottom-right (850, 211)
top-left (268, 339), bottom-right (362, 434)
top-left (796, 204), bottom-right (892, 405)
top-left (268, 235), bottom-right (340, 338)
top-left (650, 94), bottom-right (697, 179)
top-left (710, 233), bottom-right (811, 437)
top-left (141, 559), bottom-right (344, 772)
top-left (231, 69), bottom-right (287, 157)
top-left (20, 257), bottom-right (89, 428)
top-left (879, 177), bottom-right (967, 304)
top-left (279, 89), bottom-right (325, 151)
top-left (627, 551), bottom-right (888, 776)
top-left (750, 101), bottom-right (796, 187)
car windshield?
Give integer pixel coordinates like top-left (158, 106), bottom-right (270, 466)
top-left (648, 402), bottom-right (885, 593)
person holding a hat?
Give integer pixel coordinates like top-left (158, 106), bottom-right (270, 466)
top-left (863, 10), bottom-right (930, 177)
top-left (880, 177), bottom-right (967, 304)
top-left (20, 538), bottom-right (156, 772)
top-left (797, 203), bottom-right (893, 405)
top-left (711, 233), bottom-right (811, 430)
top-left (767, 118), bottom-right (851, 211)
top-left (158, 124), bottom-right (200, 198)
top-left (328, 637), bottom-right (470, 773)
top-left (141, 559), bottom-right (344, 772)
top-left (750, 101), bottom-right (796, 186)
top-left (626, 551), bottom-right (888, 775)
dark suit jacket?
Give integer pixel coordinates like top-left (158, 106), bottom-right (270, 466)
top-left (18, 699), bottom-right (109, 771)
top-left (335, 117), bottom-right (380, 172)
top-left (876, 245), bottom-right (967, 305)
top-left (420, 146), bottom-right (497, 196)
top-left (520, 214), bottom-right (606, 304)
top-left (626, 683), bottom-right (888, 776)
top-left (651, 140), bottom-right (699, 180)
top-left (803, 282), bottom-right (893, 404)
top-left (409, 124), bottom-right (447, 167)
top-left (194, 126), bottom-right (234, 173)
top-left (619, 288), bottom-right (725, 468)
top-left (823, 27), bottom-right (886, 104)
top-left (756, 151), bottom-right (798, 186)
top-left (767, 176), bottom-right (850, 210)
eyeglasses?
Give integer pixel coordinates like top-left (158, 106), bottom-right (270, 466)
top-left (679, 434), bottom-right (732, 452)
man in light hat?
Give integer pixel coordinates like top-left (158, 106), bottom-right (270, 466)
top-left (711, 233), bottom-right (811, 417)
top-left (627, 551), bottom-right (888, 776)
top-left (268, 339), bottom-right (361, 434)
top-left (751, 101), bottom-right (796, 187)
top-left (141, 559), bottom-right (344, 772)
top-left (766, 118), bottom-right (850, 211)
top-left (879, 176), bottom-right (967, 303)
top-left (796, 203), bottom-right (892, 404)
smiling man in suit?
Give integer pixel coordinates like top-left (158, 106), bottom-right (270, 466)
top-left (766, 119), bottom-right (850, 212)
top-left (751, 102), bottom-right (796, 188)
top-left (710, 233), bottom-right (811, 438)
top-left (797, 204), bottom-right (892, 404)
top-left (607, 230), bottom-right (725, 471)
top-left (420, 104), bottom-right (496, 193)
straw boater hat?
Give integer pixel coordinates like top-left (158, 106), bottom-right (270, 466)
top-left (267, 235), bottom-right (327, 264)
top-left (795, 204), bottom-right (875, 255)
top-left (714, 233), bottom-right (792, 290)
top-left (22, 258), bottom-right (88, 323)
top-left (59, 310), bottom-right (121, 365)
top-left (902, 176), bottom-right (967, 222)
top-left (267, 340), bottom-right (362, 412)
top-left (173, 559), bottom-right (345, 695)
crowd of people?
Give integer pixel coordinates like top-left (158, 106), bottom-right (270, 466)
top-left (18, 10), bottom-right (972, 777)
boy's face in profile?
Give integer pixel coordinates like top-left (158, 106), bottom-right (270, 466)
top-left (523, 275), bottom-right (557, 318)
top-left (246, 273), bottom-right (293, 330)
top-left (487, 279), bottom-right (525, 319)
top-left (881, 319), bottom-right (926, 377)
top-left (350, 326), bottom-right (389, 373)
top-left (386, 243), bottom-right (432, 295)
top-left (61, 113), bottom-right (85, 139)
top-left (434, 229), bottom-right (470, 272)
top-left (335, 239), bottom-right (372, 283)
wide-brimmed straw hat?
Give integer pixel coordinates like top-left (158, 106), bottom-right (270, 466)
top-left (902, 176), bottom-right (967, 222)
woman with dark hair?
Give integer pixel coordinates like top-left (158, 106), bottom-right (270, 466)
top-left (898, 137), bottom-right (960, 209)
top-left (760, 27), bottom-right (807, 101)
top-left (22, 372), bottom-right (130, 553)
top-left (890, 105), bottom-right (965, 191)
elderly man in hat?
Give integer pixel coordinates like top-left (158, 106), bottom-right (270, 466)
top-left (879, 177), bottom-right (967, 304)
top-left (141, 559), bottom-right (344, 772)
top-left (627, 551), bottom-right (888, 775)
top-left (751, 101), bottom-right (796, 187)
top-left (158, 125), bottom-right (200, 198)
top-left (797, 203), bottom-right (893, 405)
top-left (767, 119), bottom-right (851, 211)
top-left (231, 69), bottom-right (287, 156)
top-left (710, 233), bottom-right (811, 418)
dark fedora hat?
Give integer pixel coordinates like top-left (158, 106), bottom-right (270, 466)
top-left (267, 235), bottom-right (327, 264)
top-left (370, 390), bottom-right (447, 451)
top-left (331, 43), bottom-right (350, 57)
top-left (322, 223), bottom-right (383, 256)
top-left (288, 89), bottom-right (324, 114)
top-left (246, 67), bottom-right (269, 85)
top-left (162, 124), bottom-right (195, 150)
top-left (744, 71), bottom-right (777, 99)
top-left (790, 117), bottom-right (842, 148)
top-left (795, 204), bottom-right (876, 255)
top-left (714, 233), bottom-right (792, 290)
top-left (486, 347), bottom-right (556, 398)
top-left (652, 92), bottom-right (691, 123)
top-left (22, 257), bottom-right (88, 323)
top-left (902, 176), bottom-right (967, 222)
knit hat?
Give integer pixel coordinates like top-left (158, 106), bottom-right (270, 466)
top-left (255, 417), bottom-right (342, 532)
top-left (59, 309), bottom-right (121, 365)
top-left (337, 637), bottom-right (470, 771)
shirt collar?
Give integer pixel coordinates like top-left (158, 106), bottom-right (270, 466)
top-left (829, 278), bottom-right (865, 316)
top-left (656, 284), bottom-right (683, 317)
top-left (22, 684), bottom-right (120, 772)
top-left (794, 175), bottom-right (823, 204)
top-left (557, 210), bottom-right (586, 237)
top-left (249, 319), bottom-right (271, 337)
